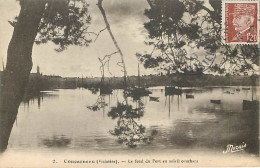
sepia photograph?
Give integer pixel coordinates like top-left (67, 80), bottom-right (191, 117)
top-left (0, 0), bottom-right (259, 167)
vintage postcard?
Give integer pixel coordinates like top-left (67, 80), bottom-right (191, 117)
top-left (0, 0), bottom-right (259, 167)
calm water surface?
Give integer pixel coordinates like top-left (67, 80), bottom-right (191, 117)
top-left (8, 86), bottom-right (259, 156)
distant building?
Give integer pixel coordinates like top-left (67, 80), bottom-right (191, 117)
top-left (30, 65), bottom-right (42, 77)
top-left (43, 75), bottom-right (62, 79)
top-left (37, 65), bottom-right (40, 74)
top-left (2, 59), bottom-right (5, 71)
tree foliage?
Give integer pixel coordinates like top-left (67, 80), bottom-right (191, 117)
top-left (137, 0), bottom-right (259, 75)
top-left (0, 0), bottom-right (94, 152)
top-left (13, 0), bottom-right (93, 52)
top-left (108, 101), bottom-right (157, 148)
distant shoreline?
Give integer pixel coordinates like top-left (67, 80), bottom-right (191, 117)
top-left (1, 71), bottom-right (259, 93)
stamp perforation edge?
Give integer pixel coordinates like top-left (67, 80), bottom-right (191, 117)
top-left (221, 0), bottom-right (260, 45)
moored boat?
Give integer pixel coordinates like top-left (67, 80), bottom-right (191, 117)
top-left (100, 86), bottom-right (113, 95)
top-left (243, 100), bottom-right (259, 111)
top-left (165, 86), bottom-right (182, 95)
top-left (149, 96), bottom-right (159, 102)
top-left (210, 100), bottom-right (221, 104)
top-left (186, 94), bottom-right (194, 99)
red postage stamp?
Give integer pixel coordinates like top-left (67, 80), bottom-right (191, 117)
top-left (222, 0), bottom-right (259, 44)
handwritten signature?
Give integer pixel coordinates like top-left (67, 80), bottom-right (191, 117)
top-left (223, 142), bottom-right (247, 154)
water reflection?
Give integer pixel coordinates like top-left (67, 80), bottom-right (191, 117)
top-left (22, 91), bottom-right (59, 109)
top-left (7, 87), bottom-right (259, 156)
top-left (108, 100), bottom-right (157, 148)
top-left (87, 92), bottom-right (158, 148)
top-left (166, 95), bottom-right (181, 118)
top-left (87, 95), bottom-right (107, 111)
top-left (42, 135), bottom-right (71, 148)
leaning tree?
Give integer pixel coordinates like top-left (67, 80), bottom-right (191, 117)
top-left (137, 0), bottom-right (259, 75)
top-left (0, 0), bottom-right (94, 151)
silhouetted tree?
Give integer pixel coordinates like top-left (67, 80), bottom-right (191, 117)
top-left (87, 95), bottom-right (107, 111)
top-left (137, 0), bottom-right (259, 75)
top-left (108, 101), bottom-right (157, 148)
top-left (0, 0), bottom-right (93, 151)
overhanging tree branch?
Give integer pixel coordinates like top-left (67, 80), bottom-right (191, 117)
top-left (97, 0), bottom-right (128, 87)
top-left (190, 0), bottom-right (220, 24)
top-left (146, 0), bottom-right (154, 9)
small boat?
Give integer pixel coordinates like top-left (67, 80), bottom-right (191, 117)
top-left (242, 88), bottom-right (250, 90)
top-left (130, 63), bottom-right (152, 100)
top-left (165, 86), bottom-right (182, 95)
top-left (210, 100), bottom-right (221, 104)
top-left (132, 87), bottom-right (151, 95)
top-left (100, 87), bottom-right (113, 95)
top-left (186, 94), bottom-right (194, 99)
top-left (149, 96), bottom-right (159, 102)
top-left (88, 87), bottom-right (99, 94)
top-left (224, 91), bottom-right (234, 94)
top-left (243, 100), bottom-right (259, 111)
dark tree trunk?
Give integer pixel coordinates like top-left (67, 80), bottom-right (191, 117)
top-left (0, 0), bottom-right (46, 152)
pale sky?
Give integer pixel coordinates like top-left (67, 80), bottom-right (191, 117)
top-left (0, 0), bottom-right (155, 77)
top-left (0, 0), bottom-right (236, 77)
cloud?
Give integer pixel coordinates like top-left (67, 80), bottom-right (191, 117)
top-left (89, 0), bottom-right (149, 25)
top-left (0, 0), bottom-right (153, 77)
top-left (103, 0), bottom-right (148, 16)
